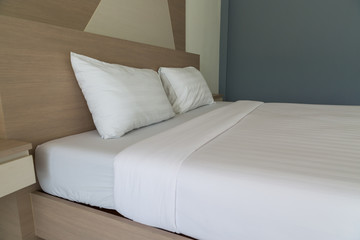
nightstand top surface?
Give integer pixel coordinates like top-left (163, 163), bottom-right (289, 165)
top-left (0, 139), bottom-right (32, 158)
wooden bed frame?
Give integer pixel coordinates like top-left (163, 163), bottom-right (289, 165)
top-left (0, 15), bottom-right (198, 240)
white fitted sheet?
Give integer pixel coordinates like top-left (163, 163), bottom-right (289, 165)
top-left (35, 102), bottom-right (230, 209)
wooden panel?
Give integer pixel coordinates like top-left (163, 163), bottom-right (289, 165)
top-left (168, 0), bottom-right (186, 51)
top-left (0, 193), bottom-right (22, 240)
top-left (0, 94), bottom-right (6, 139)
top-left (0, 185), bottom-right (39, 240)
top-left (0, 0), bottom-right (100, 30)
top-left (16, 186), bottom-right (40, 240)
top-left (0, 15), bottom-right (199, 150)
top-left (31, 192), bottom-right (191, 240)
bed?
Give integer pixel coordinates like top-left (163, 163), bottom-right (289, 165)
top-left (35, 100), bottom-right (360, 240)
top-left (35, 102), bottom-right (230, 210)
top-left (1, 15), bottom-right (360, 240)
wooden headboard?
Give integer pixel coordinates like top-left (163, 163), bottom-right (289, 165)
top-left (0, 15), bottom-right (199, 150)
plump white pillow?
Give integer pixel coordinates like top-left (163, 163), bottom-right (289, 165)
top-left (70, 52), bottom-right (175, 139)
top-left (158, 66), bottom-right (214, 114)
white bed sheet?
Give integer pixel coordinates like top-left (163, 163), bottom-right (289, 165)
top-left (35, 102), bottom-right (229, 209)
top-left (114, 101), bottom-right (360, 240)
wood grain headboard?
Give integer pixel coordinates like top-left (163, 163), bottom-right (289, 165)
top-left (0, 15), bottom-right (199, 150)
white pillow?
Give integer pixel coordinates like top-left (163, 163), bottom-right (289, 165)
top-left (70, 52), bottom-right (175, 139)
top-left (158, 66), bottom-right (214, 113)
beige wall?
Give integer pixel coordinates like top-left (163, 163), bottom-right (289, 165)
top-left (85, 0), bottom-right (175, 49)
top-left (186, 0), bottom-right (221, 94)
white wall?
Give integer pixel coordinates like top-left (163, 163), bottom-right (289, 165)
top-left (86, 0), bottom-right (222, 93)
top-left (85, 0), bottom-right (175, 49)
top-left (186, 0), bottom-right (221, 94)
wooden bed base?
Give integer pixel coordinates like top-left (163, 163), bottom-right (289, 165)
top-left (0, 15), bottom-right (199, 240)
top-left (31, 191), bottom-right (191, 240)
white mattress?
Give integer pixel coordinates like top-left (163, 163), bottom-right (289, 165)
top-left (35, 102), bottom-right (230, 209)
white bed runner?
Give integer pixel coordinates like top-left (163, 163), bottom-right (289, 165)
top-left (113, 101), bottom-right (263, 232)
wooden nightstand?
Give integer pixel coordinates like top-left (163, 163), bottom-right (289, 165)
top-left (0, 139), bottom-right (38, 240)
top-left (0, 139), bottom-right (35, 198)
top-left (212, 93), bottom-right (223, 101)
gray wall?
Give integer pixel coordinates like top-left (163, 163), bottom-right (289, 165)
top-left (223, 0), bottom-right (360, 105)
top-left (219, 0), bottom-right (229, 96)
